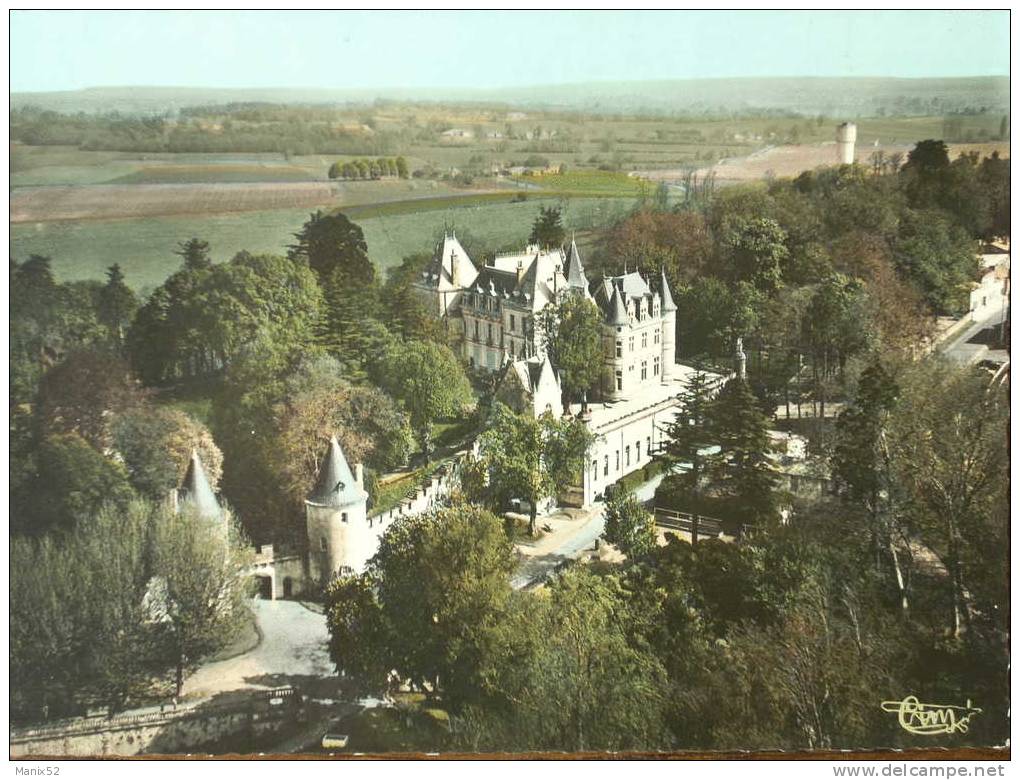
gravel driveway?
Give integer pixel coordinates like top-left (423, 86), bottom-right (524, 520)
top-left (182, 599), bottom-right (334, 700)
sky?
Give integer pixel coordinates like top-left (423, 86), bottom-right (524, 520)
top-left (9, 10), bottom-right (1011, 93)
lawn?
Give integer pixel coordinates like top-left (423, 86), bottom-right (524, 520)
top-left (12, 195), bottom-right (637, 291)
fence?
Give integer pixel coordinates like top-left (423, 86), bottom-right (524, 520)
top-left (653, 507), bottom-right (752, 542)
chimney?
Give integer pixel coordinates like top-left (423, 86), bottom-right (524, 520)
top-left (516, 258), bottom-right (524, 284)
top-left (354, 463), bottom-right (364, 489)
top-left (450, 249), bottom-right (460, 287)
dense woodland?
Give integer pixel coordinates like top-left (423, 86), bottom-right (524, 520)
top-left (9, 136), bottom-right (1010, 747)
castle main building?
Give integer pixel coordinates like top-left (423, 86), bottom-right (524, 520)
top-left (416, 232), bottom-right (716, 507)
top-left (416, 233), bottom-right (679, 403)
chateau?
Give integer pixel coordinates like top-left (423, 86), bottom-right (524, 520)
top-left (242, 231), bottom-right (716, 591)
top-left (416, 231), bottom-right (713, 506)
top-left (415, 232), bottom-right (679, 401)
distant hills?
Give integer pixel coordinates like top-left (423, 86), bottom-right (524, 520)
top-left (11, 76), bottom-right (1009, 117)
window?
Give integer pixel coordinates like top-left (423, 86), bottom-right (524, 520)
top-left (641, 331), bottom-right (648, 349)
top-left (628, 336), bottom-right (635, 352)
top-left (615, 371), bottom-right (623, 391)
top-left (625, 446), bottom-right (631, 467)
top-left (637, 440), bottom-right (642, 460)
top-left (654, 328), bottom-right (660, 345)
top-left (654, 356), bottom-right (660, 376)
top-left (615, 450), bottom-right (620, 471)
top-left (604, 455), bottom-right (609, 477)
top-left (474, 320), bottom-right (480, 339)
top-left (641, 360), bottom-right (647, 380)
top-left (320, 537), bottom-right (327, 552)
top-left (341, 512), bottom-right (348, 523)
top-left (592, 460), bottom-right (598, 482)
top-left (646, 436), bottom-right (651, 454)
top-left (616, 340), bottom-right (623, 358)
top-left (487, 323), bottom-right (493, 342)
top-left (510, 314), bottom-right (516, 332)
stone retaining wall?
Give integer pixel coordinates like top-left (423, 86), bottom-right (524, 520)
top-left (10, 687), bottom-right (302, 757)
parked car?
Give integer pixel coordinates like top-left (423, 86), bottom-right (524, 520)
top-left (321, 733), bottom-right (349, 750)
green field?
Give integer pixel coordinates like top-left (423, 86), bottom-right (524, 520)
top-left (11, 194), bottom-right (638, 292)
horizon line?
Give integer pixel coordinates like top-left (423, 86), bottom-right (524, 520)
top-left (11, 73), bottom-right (1011, 97)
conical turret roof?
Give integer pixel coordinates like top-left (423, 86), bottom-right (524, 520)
top-left (659, 268), bottom-right (677, 313)
top-left (179, 450), bottom-right (222, 520)
top-left (564, 238), bottom-right (588, 289)
top-left (607, 284), bottom-right (630, 326)
top-left (307, 436), bottom-right (366, 508)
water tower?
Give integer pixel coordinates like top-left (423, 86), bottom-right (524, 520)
top-left (836, 122), bottom-right (857, 165)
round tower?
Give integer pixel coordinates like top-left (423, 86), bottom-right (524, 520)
top-left (659, 268), bottom-right (677, 380)
top-left (305, 436), bottom-right (369, 582)
top-left (836, 122), bottom-right (857, 165)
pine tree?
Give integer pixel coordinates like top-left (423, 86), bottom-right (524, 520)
top-left (660, 370), bottom-right (716, 493)
top-left (529, 206), bottom-right (566, 248)
top-left (831, 359), bottom-right (909, 609)
top-left (98, 264), bottom-right (138, 351)
top-left (708, 377), bottom-right (778, 528)
top-left (174, 238), bottom-right (212, 271)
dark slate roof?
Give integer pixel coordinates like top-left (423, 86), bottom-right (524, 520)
top-left (178, 450), bottom-right (222, 520)
top-left (606, 285), bottom-right (630, 326)
top-left (564, 239), bottom-right (588, 289)
top-left (307, 436), bottom-right (364, 508)
top-left (659, 268), bottom-right (677, 313)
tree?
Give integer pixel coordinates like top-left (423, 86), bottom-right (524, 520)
top-left (721, 216), bottom-right (789, 293)
top-left (538, 294), bottom-right (603, 406)
top-left (831, 359), bottom-right (910, 611)
top-left (288, 210), bottom-right (374, 286)
top-left (326, 504), bottom-right (516, 705)
top-left (474, 403), bottom-right (550, 536)
top-left (13, 433), bottom-right (136, 537)
top-left (97, 264), bottom-right (138, 350)
top-left (602, 489), bottom-right (657, 558)
top-left (454, 568), bottom-right (669, 752)
top-left (113, 406), bottom-right (223, 502)
top-left (327, 161), bottom-right (341, 179)
top-left (707, 377), bottom-right (778, 529)
top-left (601, 209), bottom-right (713, 285)
top-left (977, 152), bottom-right (1010, 240)
top-left (529, 205), bottom-right (565, 248)
top-left (36, 349), bottom-right (143, 450)
top-left (377, 340), bottom-right (474, 455)
top-left (174, 238), bottom-right (212, 271)
top-left (677, 277), bottom-right (764, 358)
top-left (11, 501), bottom-right (161, 719)
top-left (395, 156), bottom-right (409, 178)
top-left (539, 411), bottom-right (596, 503)
top-left (128, 251), bottom-right (322, 384)
top-left (888, 362), bottom-right (1008, 638)
top-left (150, 504), bottom-right (255, 698)
top-left (382, 253), bottom-right (451, 343)
top-left (272, 357), bottom-right (413, 510)
top-left (801, 273), bottom-right (875, 383)
top-left (660, 369), bottom-right (716, 492)
top-left (892, 209), bottom-right (978, 315)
